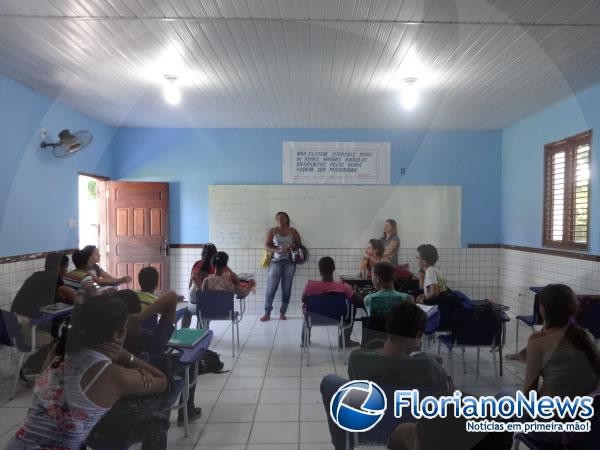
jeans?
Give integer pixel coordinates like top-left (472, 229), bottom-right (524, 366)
top-left (320, 374), bottom-right (353, 450)
top-left (264, 259), bottom-right (296, 314)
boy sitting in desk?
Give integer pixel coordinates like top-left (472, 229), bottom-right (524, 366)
top-left (302, 256), bottom-right (364, 348)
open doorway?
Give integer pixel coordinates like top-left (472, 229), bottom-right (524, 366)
top-left (78, 173), bottom-right (107, 257)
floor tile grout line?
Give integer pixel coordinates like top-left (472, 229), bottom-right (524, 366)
top-left (244, 316), bottom-right (284, 449)
top-left (193, 315), bottom-right (261, 446)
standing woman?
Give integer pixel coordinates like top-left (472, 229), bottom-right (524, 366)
top-left (381, 219), bottom-right (400, 265)
top-left (261, 212), bottom-right (303, 321)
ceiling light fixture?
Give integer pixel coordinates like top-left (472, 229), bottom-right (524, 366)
top-left (400, 77), bottom-right (419, 110)
top-left (163, 74), bottom-right (181, 106)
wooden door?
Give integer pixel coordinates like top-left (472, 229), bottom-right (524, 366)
top-left (106, 182), bottom-right (169, 293)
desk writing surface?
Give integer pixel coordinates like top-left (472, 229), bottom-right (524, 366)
top-left (175, 330), bottom-right (214, 365)
top-left (31, 306), bottom-right (74, 324)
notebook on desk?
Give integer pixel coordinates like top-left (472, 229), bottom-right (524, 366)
top-left (168, 328), bottom-right (209, 348)
top-left (39, 302), bottom-right (73, 314)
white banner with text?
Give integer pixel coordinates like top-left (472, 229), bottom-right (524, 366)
top-left (283, 141), bottom-right (391, 184)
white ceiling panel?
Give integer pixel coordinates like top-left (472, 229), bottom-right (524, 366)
top-left (0, 0), bottom-right (599, 129)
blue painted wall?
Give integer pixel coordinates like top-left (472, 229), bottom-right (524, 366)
top-left (501, 83), bottom-right (600, 253)
top-left (111, 128), bottom-right (502, 247)
top-left (0, 74), bottom-right (116, 256)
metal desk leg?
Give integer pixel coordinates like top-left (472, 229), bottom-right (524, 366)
top-left (183, 366), bottom-right (190, 437)
top-left (499, 321), bottom-right (506, 377)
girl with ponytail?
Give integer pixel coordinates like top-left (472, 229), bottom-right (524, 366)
top-left (524, 283), bottom-right (600, 396)
top-left (6, 295), bottom-right (167, 450)
top-left (202, 251), bottom-right (256, 299)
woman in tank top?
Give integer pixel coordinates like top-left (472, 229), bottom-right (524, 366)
top-left (261, 211), bottom-right (303, 321)
top-left (524, 284), bottom-right (600, 397)
top-left (6, 295), bottom-right (167, 450)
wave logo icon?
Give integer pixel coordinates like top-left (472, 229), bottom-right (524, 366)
top-left (330, 380), bottom-right (387, 432)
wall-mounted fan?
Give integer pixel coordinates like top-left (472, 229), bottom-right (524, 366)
top-left (40, 129), bottom-right (93, 157)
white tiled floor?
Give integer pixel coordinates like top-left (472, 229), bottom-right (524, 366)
top-left (0, 314), bottom-right (529, 449)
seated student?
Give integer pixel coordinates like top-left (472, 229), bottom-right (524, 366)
top-left (182, 243), bottom-right (218, 328)
top-left (6, 296), bottom-right (167, 450)
top-left (135, 266), bottom-right (184, 330)
top-left (414, 244), bottom-right (466, 331)
top-left (301, 256), bottom-right (364, 347)
top-left (11, 253), bottom-right (76, 353)
top-left (202, 251), bottom-right (256, 299)
top-left (190, 243), bottom-right (218, 291)
top-left (524, 283), bottom-right (600, 398)
top-left (321, 302), bottom-right (449, 450)
top-left (11, 252), bottom-right (75, 320)
top-left (115, 289), bottom-right (203, 428)
top-left (360, 238), bottom-right (388, 278)
top-left (84, 244), bottom-right (132, 287)
top-left (63, 247), bottom-right (97, 297)
top-left (137, 266), bottom-right (162, 309)
top-left (364, 262), bottom-right (413, 316)
top-left (414, 244), bottom-right (448, 304)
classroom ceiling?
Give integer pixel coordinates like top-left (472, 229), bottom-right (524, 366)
top-left (1, 0), bottom-right (600, 129)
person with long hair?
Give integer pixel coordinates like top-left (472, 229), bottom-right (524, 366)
top-left (5, 296), bottom-right (167, 450)
top-left (524, 283), bottom-right (600, 396)
top-left (202, 251), bottom-right (255, 299)
top-left (83, 245), bottom-right (132, 287)
top-left (182, 243), bottom-right (218, 328)
top-left (189, 243), bottom-right (218, 290)
top-left (261, 211), bottom-right (303, 321)
top-left (381, 219), bottom-right (400, 264)
top-left (360, 238), bottom-right (387, 278)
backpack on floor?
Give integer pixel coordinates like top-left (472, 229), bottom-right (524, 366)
top-left (197, 349), bottom-right (228, 375)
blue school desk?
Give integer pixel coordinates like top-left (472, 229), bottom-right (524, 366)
top-left (169, 329), bottom-right (213, 437)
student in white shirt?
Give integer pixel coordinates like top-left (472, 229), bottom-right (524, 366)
top-left (415, 244), bottom-right (448, 304)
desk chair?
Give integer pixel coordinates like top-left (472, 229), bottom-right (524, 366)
top-left (577, 297), bottom-right (600, 344)
top-left (513, 389), bottom-right (600, 450)
top-left (437, 304), bottom-right (503, 378)
top-left (515, 291), bottom-right (543, 351)
top-left (0, 310), bottom-right (33, 400)
top-left (320, 374), bottom-right (452, 450)
top-left (303, 294), bottom-right (353, 366)
top-left (196, 290), bottom-right (240, 357)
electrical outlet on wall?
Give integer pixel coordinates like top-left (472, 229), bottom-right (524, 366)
top-left (68, 218), bottom-right (77, 228)
top-left (41, 128), bottom-right (47, 139)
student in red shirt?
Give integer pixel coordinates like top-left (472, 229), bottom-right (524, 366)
top-left (301, 256), bottom-right (364, 348)
top-left (182, 243), bottom-right (218, 328)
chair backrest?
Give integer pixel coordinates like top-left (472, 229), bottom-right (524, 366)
top-left (453, 305), bottom-right (502, 346)
top-left (577, 297), bottom-right (600, 339)
top-left (0, 309), bottom-right (21, 348)
top-left (305, 294), bottom-right (348, 326)
top-left (195, 290), bottom-right (235, 320)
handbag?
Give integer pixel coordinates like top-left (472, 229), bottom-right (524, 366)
top-left (260, 250), bottom-right (272, 268)
top-left (290, 245), bottom-right (309, 265)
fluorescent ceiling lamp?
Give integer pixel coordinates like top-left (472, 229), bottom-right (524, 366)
top-left (163, 75), bottom-right (181, 106)
top-left (400, 77), bottom-right (419, 110)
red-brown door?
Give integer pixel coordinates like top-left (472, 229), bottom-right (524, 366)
top-left (106, 182), bottom-right (169, 293)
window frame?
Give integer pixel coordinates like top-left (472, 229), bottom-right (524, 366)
top-left (542, 130), bottom-right (592, 251)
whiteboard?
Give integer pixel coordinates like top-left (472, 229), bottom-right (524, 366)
top-left (209, 185), bottom-right (461, 249)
